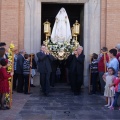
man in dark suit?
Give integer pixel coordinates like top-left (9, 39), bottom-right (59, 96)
top-left (16, 50), bottom-right (25, 93)
top-left (69, 46), bottom-right (85, 95)
top-left (37, 45), bottom-right (52, 96)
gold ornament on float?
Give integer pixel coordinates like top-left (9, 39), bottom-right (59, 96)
top-left (74, 20), bottom-right (80, 35)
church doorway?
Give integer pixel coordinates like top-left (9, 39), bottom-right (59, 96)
top-left (41, 3), bottom-right (84, 83)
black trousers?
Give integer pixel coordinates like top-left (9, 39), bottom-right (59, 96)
top-left (17, 74), bottom-right (24, 93)
top-left (40, 73), bottom-right (50, 94)
top-left (56, 75), bottom-right (60, 82)
top-left (72, 74), bottom-right (82, 95)
top-left (23, 74), bottom-right (29, 93)
top-left (13, 71), bottom-right (18, 90)
top-left (91, 73), bottom-right (98, 93)
top-left (69, 72), bottom-right (74, 91)
top-left (50, 72), bottom-right (56, 86)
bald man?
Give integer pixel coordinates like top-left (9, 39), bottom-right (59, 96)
top-left (68, 46), bottom-right (85, 95)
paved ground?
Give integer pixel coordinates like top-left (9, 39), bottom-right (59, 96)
top-left (0, 84), bottom-right (120, 120)
top-left (0, 91), bottom-right (30, 120)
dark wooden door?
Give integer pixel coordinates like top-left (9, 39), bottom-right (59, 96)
top-left (41, 3), bottom-right (84, 46)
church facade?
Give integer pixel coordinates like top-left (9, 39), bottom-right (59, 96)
top-left (0, 0), bottom-right (120, 86)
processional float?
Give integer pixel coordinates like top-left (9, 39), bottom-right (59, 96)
top-left (43, 20), bottom-right (80, 60)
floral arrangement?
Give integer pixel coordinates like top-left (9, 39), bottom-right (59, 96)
top-left (48, 39), bottom-right (79, 52)
top-left (5, 93), bottom-right (10, 104)
top-left (5, 43), bottom-right (15, 107)
top-left (45, 38), bottom-right (79, 60)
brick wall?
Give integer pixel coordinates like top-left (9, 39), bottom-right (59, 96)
top-left (101, 0), bottom-right (120, 50)
top-left (18, 0), bottom-right (25, 50)
top-left (100, 0), bottom-right (107, 47)
top-left (0, 0), bottom-right (24, 50)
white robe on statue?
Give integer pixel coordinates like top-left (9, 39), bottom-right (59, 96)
top-left (51, 8), bottom-right (72, 44)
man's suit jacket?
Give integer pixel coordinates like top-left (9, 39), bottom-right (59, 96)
top-left (36, 52), bottom-right (52, 73)
top-left (16, 54), bottom-right (24, 74)
top-left (68, 54), bottom-right (85, 75)
top-left (50, 56), bottom-right (57, 73)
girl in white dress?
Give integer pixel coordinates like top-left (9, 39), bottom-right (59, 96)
top-left (104, 67), bottom-right (115, 108)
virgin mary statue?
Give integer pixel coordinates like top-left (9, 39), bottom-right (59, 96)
top-left (51, 8), bottom-right (72, 44)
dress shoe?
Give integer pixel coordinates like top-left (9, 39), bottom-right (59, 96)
top-left (74, 92), bottom-right (80, 96)
top-left (17, 91), bottom-right (23, 93)
top-left (30, 84), bottom-right (36, 87)
top-left (24, 92), bottom-right (32, 95)
top-left (44, 93), bottom-right (49, 97)
top-left (51, 85), bottom-right (54, 87)
top-left (5, 106), bottom-right (10, 109)
top-left (0, 107), bottom-right (8, 110)
top-left (89, 92), bottom-right (96, 95)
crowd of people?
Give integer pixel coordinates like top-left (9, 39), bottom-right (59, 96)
top-left (90, 46), bottom-right (120, 110)
top-left (0, 41), bottom-right (120, 111)
top-left (0, 42), bottom-right (37, 110)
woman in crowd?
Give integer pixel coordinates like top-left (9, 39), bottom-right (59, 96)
top-left (98, 47), bottom-right (109, 95)
top-left (0, 59), bottom-right (13, 110)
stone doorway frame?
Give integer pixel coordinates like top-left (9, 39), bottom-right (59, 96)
top-left (24, 0), bottom-right (100, 86)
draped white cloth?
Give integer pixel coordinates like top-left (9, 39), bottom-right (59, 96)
top-left (51, 8), bottom-right (72, 44)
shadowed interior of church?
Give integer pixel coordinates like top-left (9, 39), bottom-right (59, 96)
top-left (41, 3), bottom-right (84, 83)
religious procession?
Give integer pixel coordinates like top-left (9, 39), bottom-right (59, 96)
top-left (0, 3), bottom-right (120, 119)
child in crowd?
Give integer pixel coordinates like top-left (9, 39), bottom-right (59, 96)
top-left (90, 53), bottom-right (98, 94)
top-left (56, 67), bottom-right (61, 82)
top-left (23, 54), bottom-right (31, 94)
top-left (109, 70), bottom-right (120, 110)
top-left (0, 59), bottom-right (13, 110)
top-left (103, 67), bottom-right (115, 108)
